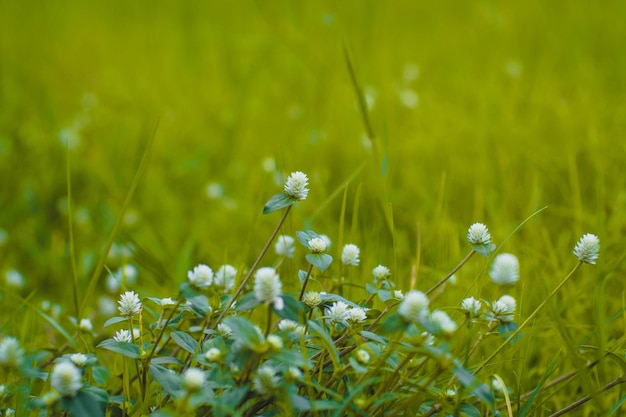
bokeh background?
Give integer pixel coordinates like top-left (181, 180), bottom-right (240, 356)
top-left (1, 2), bottom-right (626, 406)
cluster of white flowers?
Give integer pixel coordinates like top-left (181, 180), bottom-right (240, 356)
top-left (214, 264), bottom-right (237, 292)
top-left (302, 291), bottom-right (322, 308)
top-left (431, 310), bottom-right (457, 335)
top-left (182, 368), bottom-right (205, 393)
top-left (461, 296), bottom-right (482, 318)
top-left (113, 329), bottom-right (133, 343)
top-left (253, 267), bottom-right (283, 310)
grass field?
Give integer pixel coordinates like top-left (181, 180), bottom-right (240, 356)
top-left (1, 1), bottom-right (626, 415)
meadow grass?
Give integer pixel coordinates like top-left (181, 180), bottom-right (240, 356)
top-left (1, 1), bottom-right (625, 415)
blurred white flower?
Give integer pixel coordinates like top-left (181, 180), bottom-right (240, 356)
top-left (431, 310), bottom-right (457, 335)
top-left (275, 235), bottom-right (295, 258)
top-left (161, 297), bottom-right (176, 307)
top-left (341, 244), bottom-right (360, 266)
top-left (253, 366), bottom-right (280, 397)
top-left (216, 323), bottom-right (233, 338)
top-left (308, 237), bottom-right (327, 253)
top-left (254, 267), bottom-right (283, 310)
top-left (467, 223), bottom-right (491, 245)
top-left (461, 296), bottom-right (482, 318)
top-left (372, 265), bottom-right (391, 280)
top-left (79, 318), bottom-right (93, 333)
top-left (397, 88), bottom-right (419, 108)
top-left (113, 329), bottom-right (132, 343)
top-left (182, 368), bottom-right (205, 393)
top-left (187, 264), bottom-right (214, 290)
top-left (326, 301), bottom-right (350, 324)
top-left (205, 347), bottom-right (221, 362)
top-left (490, 253), bottom-right (520, 286)
top-left (492, 295), bottom-right (516, 322)
top-left (393, 290), bottom-right (405, 300)
top-left (5, 269), bottom-right (25, 289)
top-left (284, 171), bottom-right (309, 201)
top-left (0, 336), bottom-right (24, 368)
top-left (98, 296), bottom-right (117, 316)
top-left (51, 362), bottom-right (82, 397)
top-left (215, 265), bottom-right (237, 292)
top-left (68, 353), bottom-right (88, 367)
top-left (573, 233), bottom-right (600, 264)
top-left (118, 291), bottom-right (142, 317)
top-left (267, 334), bottom-right (284, 352)
top-left (398, 290), bottom-right (429, 323)
top-left (355, 349), bottom-right (370, 365)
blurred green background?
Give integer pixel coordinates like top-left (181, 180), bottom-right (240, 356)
top-left (1, 0), bottom-right (625, 352)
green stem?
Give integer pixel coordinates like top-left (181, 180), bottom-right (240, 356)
top-left (426, 250), bottom-right (475, 296)
top-left (298, 264), bottom-right (315, 301)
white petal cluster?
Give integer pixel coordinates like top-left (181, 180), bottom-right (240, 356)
top-left (372, 265), bottom-right (391, 280)
top-left (398, 290), bottom-right (429, 323)
top-left (117, 291), bottom-right (142, 317)
top-left (253, 366), bottom-right (280, 397)
top-left (284, 171), bottom-right (309, 201)
top-left (491, 295), bottom-right (516, 322)
top-left (326, 301), bottom-right (350, 324)
top-left (68, 353), bottom-right (88, 367)
top-left (79, 318), bottom-right (93, 332)
top-left (275, 235), bottom-right (295, 258)
top-left (0, 336), bottom-right (24, 368)
top-left (182, 368), bottom-right (205, 392)
top-left (461, 296), bottom-right (482, 318)
top-left (205, 347), bottom-right (221, 362)
top-left (467, 223), bottom-right (491, 245)
top-left (302, 291), bottom-right (322, 308)
top-left (307, 237), bottom-right (327, 254)
top-left (341, 244), bottom-right (361, 266)
top-left (431, 310), bottom-right (457, 335)
top-left (347, 307), bottom-right (367, 324)
top-left (253, 267), bottom-right (283, 310)
top-left (215, 264), bottom-right (237, 292)
top-left (51, 361), bottom-right (82, 397)
top-left (187, 264), bottom-right (214, 289)
top-left (113, 329), bottom-right (133, 343)
top-left (489, 253), bottom-right (520, 286)
top-left (573, 233), bottom-right (600, 264)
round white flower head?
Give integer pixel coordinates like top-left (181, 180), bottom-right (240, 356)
top-left (308, 237), bottom-right (327, 254)
top-left (187, 264), bottom-right (213, 290)
top-left (275, 235), bottom-right (295, 258)
top-left (431, 310), bottom-right (458, 335)
top-left (355, 349), bottom-right (370, 365)
top-left (113, 329), bottom-right (133, 343)
top-left (284, 171), bottom-right (309, 201)
top-left (573, 233), bottom-right (600, 264)
top-left (372, 265), bottom-right (391, 280)
top-left (253, 267), bottom-right (283, 310)
top-left (341, 244), bottom-right (361, 266)
top-left (79, 318), bottom-right (93, 332)
top-left (278, 319), bottom-right (298, 332)
top-left (347, 307), bottom-right (367, 324)
top-left (0, 336), bottom-right (24, 368)
top-left (461, 297), bottom-right (482, 318)
top-left (302, 291), bottom-right (322, 308)
top-left (326, 301), bottom-right (350, 324)
top-left (215, 265), bottom-right (237, 292)
top-left (117, 264), bottom-right (138, 285)
top-left (161, 297), bottom-right (176, 307)
top-left (98, 296), bottom-right (117, 316)
top-left (467, 223), bottom-right (491, 245)
top-left (393, 290), bottom-right (405, 300)
top-left (205, 347), bottom-right (221, 362)
top-left (286, 366), bottom-right (302, 382)
top-left (489, 253), bottom-right (520, 286)
top-left (51, 361), bottom-right (82, 397)
top-left (445, 388), bottom-right (457, 399)
top-left (216, 323), bottom-right (233, 338)
top-left (5, 269), bottom-right (25, 289)
top-left (182, 368), bottom-right (205, 393)
top-left (253, 366), bottom-right (280, 397)
top-left (492, 295), bottom-right (516, 322)
top-left (320, 234), bottom-right (332, 249)
top-left (398, 290), bottom-right (429, 323)
top-left (118, 291), bottom-right (142, 317)
top-left (267, 334), bottom-right (284, 352)
top-left (68, 353), bottom-right (88, 367)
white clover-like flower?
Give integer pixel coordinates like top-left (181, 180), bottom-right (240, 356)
top-left (182, 368), bottom-right (205, 393)
top-left (307, 237), bottom-right (327, 254)
top-left (116, 264), bottom-right (138, 285)
top-left (398, 290), bottom-right (429, 323)
top-left (205, 347), bottom-right (221, 362)
top-left (161, 297), bottom-right (176, 307)
top-left (341, 244), bottom-right (361, 266)
top-left (393, 290), bottom-right (405, 300)
top-left (214, 264), bottom-right (237, 292)
top-left (467, 223), bottom-right (491, 245)
top-left (275, 235), bottom-right (296, 258)
top-left (0, 336), bottom-right (24, 368)
top-left (445, 388), bottom-right (457, 399)
top-left (68, 353), bottom-right (88, 367)
top-left (320, 234), bottom-right (332, 249)
top-left (253, 267), bottom-right (283, 310)
top-left (278, 319), bottom-right (298, 332)
top-left (98, 296), bottom-right (117, 316)
top-left (187, 264), bottom-right (214, 289)
top-left (216, 323), bottom-right (232, 338)
top-left (284, 171), bottom-right (309, 201)
top-left (5, 269), bottom-right (25, 289)
top-left (573, 233), bottom-right (600, 264)
top-left (267, 334), bottom-right (284, 352)
top-left (347, 307), bottom-right (367, 324)
top-left (302, 291), bottom-right (322, 308)
top-left (431, 310), bottom-right (458, 335)
top-left (113, 329), bottom-right (133, 343)
top-left (461, 297), bottom-right (482, 318)
top-left (117, 291), bottom-right (142, 317)
top-left (492, 295), bottom-right (516, 322)
top-left (372, 265), bottom-right (391, 280)
top-left (286, 366), bottom-right (302, 381)
top-left (490, 253), bottom-right (520, 286)
top-left (355, 349), bottom-right (371, 365)
top-left (253, 366), bottom-right (280, 397)
top-left (326, 301), bottom-right (350, 324)
top-left (79, 318), bottom-right (93, 332)
top-left (51, 361), bottom-right (82, 397)
top-left (422, 331), bottom-right (435, 346)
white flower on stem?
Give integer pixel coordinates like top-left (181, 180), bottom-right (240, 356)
top-left (308, 237), bottom-right (327, 254)
top-left (393, 290), bottom-right (405, 300)
top-left (492, 295), bottom-right (516, 322)
top-left (372, 265), bottom-right (391, 280)
top-left (187, 264), bottom-right (214, 289)
top-left (113, 329), bottom-right (132, 343)
top-left (253, 366), bottom-right (280, 397)
top-left (79, 318), bottom-right (93, 332)
top-left (216, 323), bottom-right (232, 338)
top-left (467, 223), bottom-right (491, 245)
top-left (326, 301), bottom-right (350, 324)
top-left (253, 267), bottom-right (283, 310)
top-left (51, 361), bottom-right (82, 397)
top-left (275, 235), bottom-right (296, 258)
top-left (355, 349), bottom-right (371, 365)
top-left (0, 336), bottom-right (24, 368)
top-left (398, 290), bottom-right (429, 323)
top-left (205, 347), bottom-right (221, 362)
top-left (461, 297), bottom-right (482, 318)
top-left (161, 297), bottom-right (176, 307)
top-left (341, 244), bottom-right (360, 266)
top-left (347, 307), bottom-right (367, 324)
top-left (278, 319), bottom-right (298, 332)
top-left (5, 269), bottom-right (25, 289)
top-left (573, 233), bottom-right (600, 264)
top-left (117, 291), bottom-right (142, 317)
top-left (182, 368), bottom-right (205, 393)
top-left (431, 310), bottom-right (458, 335)
top-left (267, 335), bottom-right (284, 352)
top-left (490, 253), bottom-right (520, 286)
top-left (302, 291), bottom-right (322, 308)
top-left (215, 265), bottom-right (237, 292)
top-left (284, 171), bottom-right (309, 201)
top-left (68, 353), bottom-right (88, 367)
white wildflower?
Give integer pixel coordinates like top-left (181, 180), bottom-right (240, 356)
top-left (182, 368), bottom-right (205, 393)
top-left (205, 347), bottom-right (221, 362)
top-left (341, 244), bottom-right (360, 266)
top-left (467, 223), bottom-right (491, 245)
top-left (68, 353), bottom-right (88, 367)
top-left (347, 307), bottom-right (367, 324)
top-left (0, 336), bottom-right (24, 368)
top-left (355, 349), bottom-right (370, 365)
top-left (326, 301), bottom-right (350, 324)
top-left (492, 295), bottom-right (516, 322)
top-left (490, 253), bottom-right (520, 286)
top-left (275, 235), bottom-right (296, 258)
top-left (393, 290), bottom-right (404, 300)
top-left (284, 171), bottom-right (309, 201)
top-left (302, 291), bottom-right (322, 308)
top-left (372, 265), bottom-right (391, 280)
top-left (5, 269), bottom-right (25, 289)
top-left (267, 335), bottom-right (284, 352)
top-left (398, 290), bottom-right (429, 323)
top-left (253, 366), bottom-right (280, 397)
top-left (253, 267), bottom-right (283, 310)
top-left (573, 233), bottom-right (600, 264)
top-left (431, 310), bottom-right (457, 335)
top-left (51, 361), bottom-right (82, 397)
top-left (113, 329), bottom-right (132, 343)
top-left (161, 297), bottom-right (176, 307)
top-left (79, 318), bottom-right (93, 332)
top-left (117, 291), bottom-right (142, 317)
top-left (216, 323), bottom-right (233, 338)
top-left (215, 264), bottom-right (237, 292)
top-left (308, 237), bottom-right (327, 253)
top-left (187, 264), bottom-right (214, 289)
top-left (461, 297), bottom-right (482, 318)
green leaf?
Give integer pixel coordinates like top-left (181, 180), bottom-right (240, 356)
top-left (223, 316), bottom-right (263, 350)
top-left (97, 339), bottom-right (140, 359)
top-left (360, 330), bottom-right (387, 345)
top-left (459, 403), bottom-right (482, 417)
top-left (187, 295), bottom-right (211, 317)
top-left (63, 390), bottom-right (105, 417)
top-left (471, 243), bottom-right (495, 257)
top-left (103, 316), bottom-right (127, 327)
top-left (263, 193), bottom-right (293, 214)
top-left (150, 363), bottom-right (182, 395)
top-left (452, 360), bottom-right (495, 410)
top-left (379, 313), bottom-right (408, 334)
top-left (291, 395), bottom-right (339, 411)
top-left (308, 320), bottom-right (341, 370)
top-left (92, 366), bottom-right (111, 385)
top-left (171, 331), bottom-right (199, 354)
top-left (498, 321), bottom-right (520, 342)
top-left (348, 356), bottom-right (368, 373)
top-left (306, 253), bottom-right (333, 272)
top-left (274, 294), bottom-right (304, 321)
top-left (235, 292), bottom-right (261, 311)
